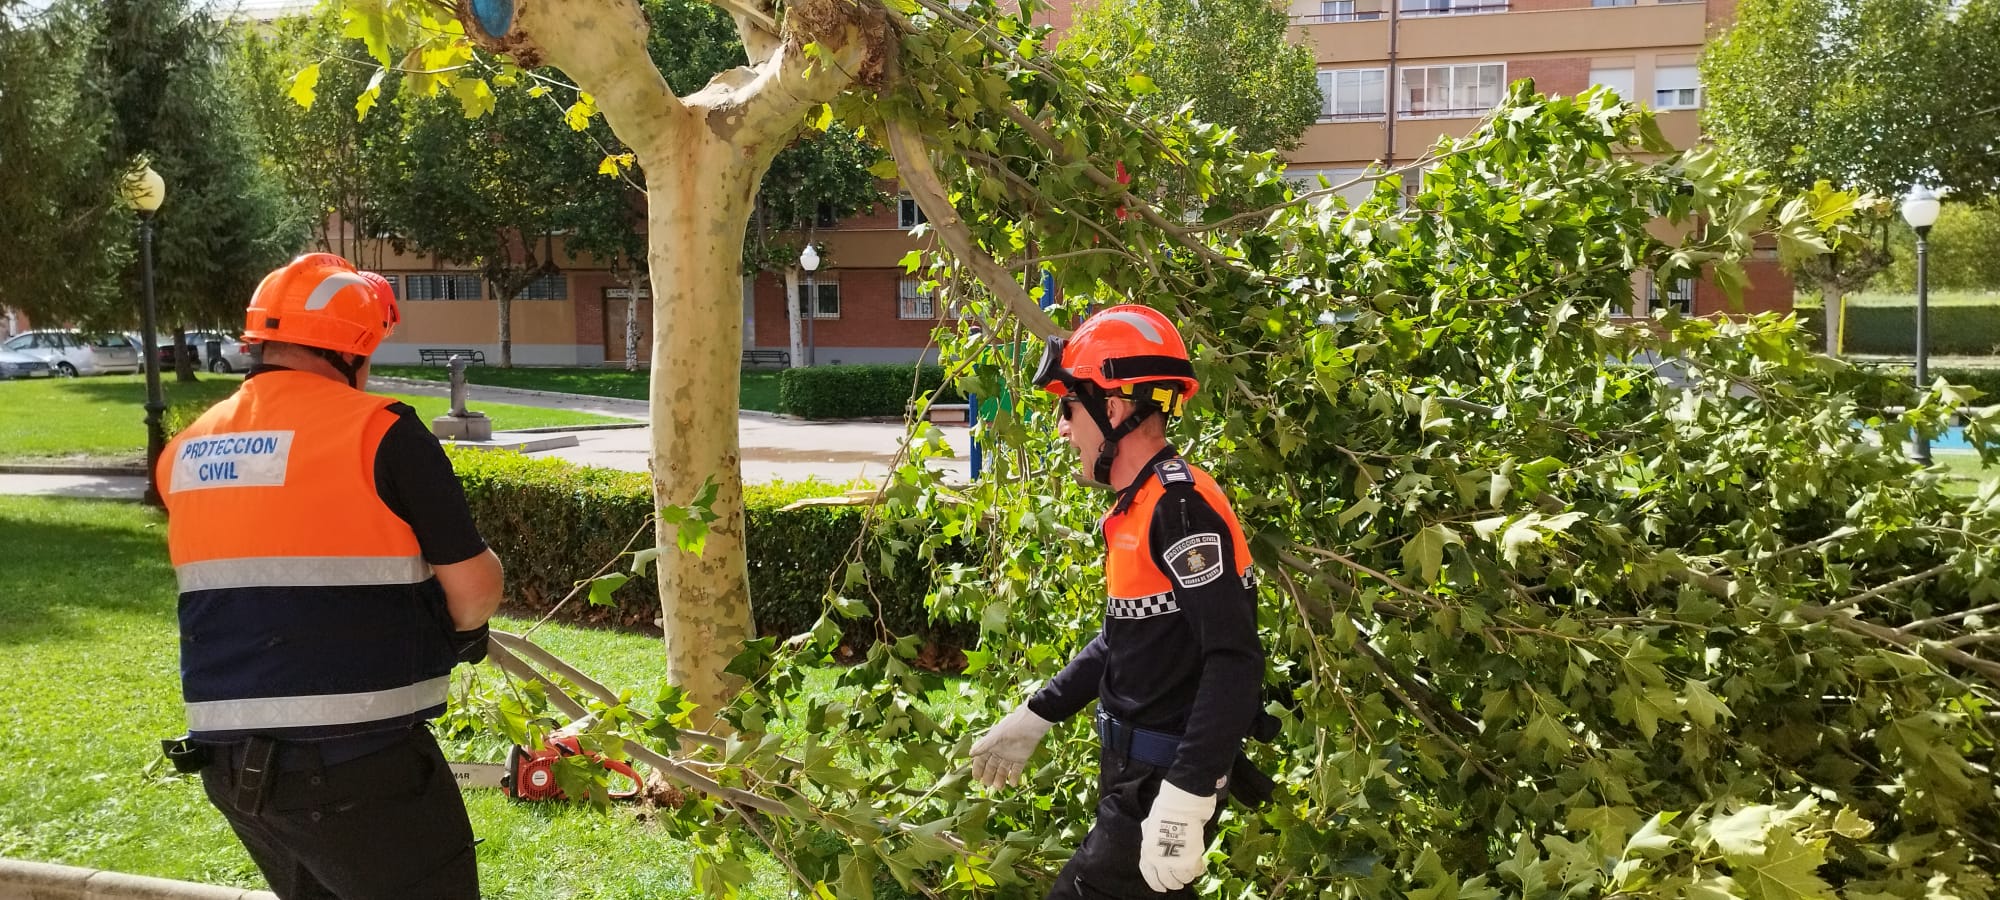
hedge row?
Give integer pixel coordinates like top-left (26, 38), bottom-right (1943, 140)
top-left (447, 448), bottom-right (970, 654)
top-left (1851, 364), bottom-right (2000, 409)
top-left (776, 363), bottom-right (963, 419)
top-left (1797, 303), bottom-right (2000, 355)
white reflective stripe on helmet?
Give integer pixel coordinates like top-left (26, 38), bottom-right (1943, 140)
top-left (1093, 309), bottom-right (1164, 344)
top-left (302, 272), bottom-right (373, 311)
top-left (185, 676), bottom-right (451, 731)
top-left (175, 555), bottom-right (434, 592)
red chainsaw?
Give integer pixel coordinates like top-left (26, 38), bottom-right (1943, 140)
top-left (448, 732), bottom-right (644, 802)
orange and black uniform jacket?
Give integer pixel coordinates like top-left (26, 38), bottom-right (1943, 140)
top-left (159, 369), bottom-right (481, 747)
top-left (1028, 448), bottom-right (1263, 796)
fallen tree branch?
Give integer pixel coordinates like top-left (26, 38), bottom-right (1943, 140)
top-left (1826, 562), bottom-right (1953, 612)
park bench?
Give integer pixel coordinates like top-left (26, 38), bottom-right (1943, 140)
top-left (420, 348), bottom-right (486, 366)
top-left (741, 349), bottom-right (790, 368)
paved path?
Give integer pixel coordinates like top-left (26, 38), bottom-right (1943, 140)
top-left (1, 379), bottom-right (973, 499)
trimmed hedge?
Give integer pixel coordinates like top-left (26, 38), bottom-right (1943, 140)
top-left (1797, 303), bottom-right (2000, 355)
top-left (1850, 364), bottom-right (2000, 410)
top-left (448, 448), bottom-right (970, 654)
top-left (776, 363), bottom-right (962, 419)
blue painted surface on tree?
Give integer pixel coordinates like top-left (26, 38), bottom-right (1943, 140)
top-left (470, 0), bottom-right (514, 37)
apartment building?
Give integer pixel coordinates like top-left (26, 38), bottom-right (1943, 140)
top-left (346, 0), bottom-right (1781, 366)
top-left (1285, 0), bottom-right (1790, 315)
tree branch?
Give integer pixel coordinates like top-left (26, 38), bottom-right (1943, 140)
top-left (883, 114), bottom-right (1064, 338)
top-left (497, 0), bottom-right (686, 158)
top-left (1825, 562), bottom-right (1952, 613)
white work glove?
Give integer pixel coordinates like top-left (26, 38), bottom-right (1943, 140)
top-left (1138, 781), bottom-right (1218, 893)
top-left (967, 704), bottom-right (1056, 790)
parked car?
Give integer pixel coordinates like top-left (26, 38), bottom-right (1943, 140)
top-left (0, 330), bottom-right (142, 376)
top-left (125, 331), bottom-right (253, 373)
top-left (0, 347), bottom-right (54, 380)
top-left (186, 330), bottom-right (253, 373)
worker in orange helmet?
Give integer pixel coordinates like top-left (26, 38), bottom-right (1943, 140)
top-left (156, 253), bottom-right (502, 899)
top-left (969, 304), bottom-right (1272, 897)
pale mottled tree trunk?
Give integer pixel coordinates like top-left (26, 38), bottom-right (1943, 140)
top-left (624, 264), bottom-right (644, 372)
top-left (487, 0), bottom-right (871, 720)
top-left (784, 266), bottom-right (805, 368)
top-left (496, 293), bottom-right (513, 368)
top-left (1824, 288), bottom-right (1845, 356)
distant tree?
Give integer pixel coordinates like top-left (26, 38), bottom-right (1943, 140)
top-left (231, 8), bottom-right (403, 268)
top-left (0, 0), bottom-right (128, 329)
top-left (85, 0), bottom-right (304, 379)
top-left (1703, 0), bottom-right (2000, 350)
top-left (371, 84), bottom-right (602, 368)
top-left (1876, 202), bottom-right (2000, 293)
top-left (1060, 0), bottom-right (1322, 153)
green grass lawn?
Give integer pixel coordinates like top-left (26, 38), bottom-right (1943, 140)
top-left (372, 365), bottom-right (785, 413)
top-left (1933, 451), bottom-right (2000, 496)
top-left (0, 495), bottom-right (792, 898)
top-left (0, 375), bottom-right (622, 464)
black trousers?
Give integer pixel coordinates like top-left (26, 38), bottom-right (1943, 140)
top-left (1046, 744), bottom-right (1222, 899)
top-left (198, 728), bottom-right (479, 900)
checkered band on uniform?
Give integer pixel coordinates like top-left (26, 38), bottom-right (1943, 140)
top-left (1108, 593), bottom-right (1181, 620)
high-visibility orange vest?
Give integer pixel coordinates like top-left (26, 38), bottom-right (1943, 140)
top-left (159, 371), bottom-right (455, 742)
top-left (1103, 457), bottom-right (1253, 620)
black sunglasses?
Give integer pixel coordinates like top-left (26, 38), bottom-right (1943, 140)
top-left (1058, 396), bottom-right (1080, 421)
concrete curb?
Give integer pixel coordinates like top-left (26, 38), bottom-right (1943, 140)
top-left (0, 858), bottom-right (276, 900)
top-left (0, 463), bottom-right (144, 477)
top-left (367, 376), bottom-right (649, 420)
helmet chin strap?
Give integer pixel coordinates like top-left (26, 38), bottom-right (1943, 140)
top-left (310, 347), bottom-right (366, 388)
top-left (1077, 391), bottom-right (1159, 488)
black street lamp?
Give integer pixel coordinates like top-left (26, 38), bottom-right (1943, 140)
top-left (799, 243), bottom-right (820, 367)
top-left (124, 162), bottom-right (168, 505)
top-left (1900, 186), bottom-right (1941, 466)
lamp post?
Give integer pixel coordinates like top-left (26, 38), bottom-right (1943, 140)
top-left (124, 162), bottom-right (168, 506)
top-left (799, 243), bottom-right (820, 367)
top-left (1901, 186), bottom-right (1941, 466)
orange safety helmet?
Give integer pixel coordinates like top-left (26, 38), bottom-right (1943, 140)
top-left (243, 253), bottom-right (399, 357)
top-left (1035, 304), bottom-right (1198, 412)
top-left (1034, 304), bottom-right (1198, 486)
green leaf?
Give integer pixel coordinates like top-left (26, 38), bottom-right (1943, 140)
top-left (1400, 523), bottom-right (1460, 584)
top-left (1728, 830), bottom-right (1836, 900)
top-left (354, 67), bottom-right (386, 121)
top-left (1706, 805), bottom-right (1776, 856)
top-left (451, 77), bottom-right (496, 119)
top-left (1124, 72), bottom-right (1157, 95)
top-left (286, 63), bottom-right (320, 109)
top-left (587, 573), bottom-right (630, 607)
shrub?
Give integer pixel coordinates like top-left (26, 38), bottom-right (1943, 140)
top-left (447, 448), bottom-right (970, 654)
top-left (1797, 301), bottom-right (2000, 355)
top-left (776, 363), bottom-right (962, 418)
top-left (1852, 364), bottom-right (2000, 410)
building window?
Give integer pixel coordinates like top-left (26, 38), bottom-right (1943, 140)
top-left (1653, 65), bottom-right (1700, 109)
top-left (516, 273), bottom-right (568, 300)
top-left (1398, 63), bottom-right (1505, 119)
top-left (1648, 275), bottom-right (1695, 314)
top-left (796, 280), bottom-right (841, 319)
top-left (1591, 0), bottom-right (1636, 6)
top-left (404, 274), bottom-right (483, 301)
top-left (1317, 68), bottom-right (1387, 122)
top-left (898, 276), bottom-right (940, 319)
top-left (898, 194), bottom-right (928, 229)
top-left (1588, 67), bottom-right (1635, 101)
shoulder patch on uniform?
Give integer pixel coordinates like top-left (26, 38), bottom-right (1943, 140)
top-left (1154, 458), bottom-right (1194, 486)
top-left (1163, 531), bottom-right (1225, 588)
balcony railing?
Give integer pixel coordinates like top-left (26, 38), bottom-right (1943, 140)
top-left (1316, 111), bottom-right (1389, 123)
top-left (1398, 1), bottom-right (1510, 15)
top-left (1396, 105), bottom-right (1499, 119)
top-left (1290, 10), bottom-right (1384, 23)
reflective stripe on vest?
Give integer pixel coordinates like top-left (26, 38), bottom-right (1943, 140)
top-left (175, 555), bottom-right (433, 592)
top-left (1104, 458), bottom-right (1253, 616)
top-left (185, 676), bottom-right (451, 732)
top-left (161, 372), bottom-right (446, 739)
